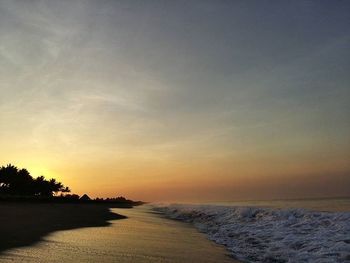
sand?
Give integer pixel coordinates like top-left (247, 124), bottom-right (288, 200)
top-left (0, 204), bottom-right (238, 262)
top-left (0, 202), bottom-right (125, 253)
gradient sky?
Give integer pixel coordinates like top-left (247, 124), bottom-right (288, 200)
top-left (0, 0), bottom-right (349, 202)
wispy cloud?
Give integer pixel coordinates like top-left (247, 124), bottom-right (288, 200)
top-left (0, 0), bottom-right (349, 199)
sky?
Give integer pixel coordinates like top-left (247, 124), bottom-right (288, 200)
top-left (0, 0), bottom-right (349, 202)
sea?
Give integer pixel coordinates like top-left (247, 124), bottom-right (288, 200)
top-left (205, 196), bottom-right (350, 212)
top-left (1, 198), bottom-right (349, 263)
top-left (156, 197), bottom-right (350, 262)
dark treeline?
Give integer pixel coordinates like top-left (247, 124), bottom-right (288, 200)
top-left (0, 164), bottom-right (143, 206)
top-left (0, 164), bottom-right (70, 197)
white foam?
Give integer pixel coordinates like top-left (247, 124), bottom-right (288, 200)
top-left (154, 204), bottom-right (350, 262)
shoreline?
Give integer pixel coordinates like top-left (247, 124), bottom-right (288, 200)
top-left (155, 204), bottom-right (350, 262)
top-left (1, 205), bottom-right (239, 263)
top-left (0, 202), bottom-right (126, 253)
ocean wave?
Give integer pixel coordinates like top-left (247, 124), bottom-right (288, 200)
top-left (154, 204), bottom-right (350, 263)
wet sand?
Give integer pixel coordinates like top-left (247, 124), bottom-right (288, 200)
top-left (0, 203), bottom-right (125, 253)
top-left (1, 205), bottom-right (238, 262)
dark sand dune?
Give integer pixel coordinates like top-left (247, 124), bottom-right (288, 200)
top-left (0, 203), bottom-right (126, 253)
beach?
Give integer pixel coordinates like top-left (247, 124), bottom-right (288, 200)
top-left (0, 204), bottom-right (237, 262)
top-left (2, 200), bottom-right (349, 262)
top-left (0, 202), bottom-right (125, 253)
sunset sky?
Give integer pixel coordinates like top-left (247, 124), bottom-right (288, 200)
top-left (0, 1), bottom-right (349, 202)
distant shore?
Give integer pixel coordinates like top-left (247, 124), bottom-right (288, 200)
top-left (0, 195), bottom-right (144, 207)
top-left (0, 202), bottom-right (127, 253)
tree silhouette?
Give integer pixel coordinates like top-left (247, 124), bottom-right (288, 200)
top-left (0, 164), bottom-right (70, 197)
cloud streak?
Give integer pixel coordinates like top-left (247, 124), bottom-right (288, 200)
top-left (0, 0), bottom-right (349, 200)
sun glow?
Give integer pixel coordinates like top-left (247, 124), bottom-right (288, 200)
top-left (0, 1), bottom-right (349, 201)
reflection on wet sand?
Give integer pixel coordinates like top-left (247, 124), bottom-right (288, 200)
top-left (0, 203), bottom-right (125, 253)
top-left (1, 205), bottom-right (237, 262)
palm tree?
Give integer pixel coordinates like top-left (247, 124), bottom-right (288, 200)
top-left (0, 164), bottom-right (71, 197)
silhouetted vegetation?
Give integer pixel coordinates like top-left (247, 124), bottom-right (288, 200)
top-left (0, 164), bottom-right (70, 197)
top-left (0, 164), bottom-right (144, 206)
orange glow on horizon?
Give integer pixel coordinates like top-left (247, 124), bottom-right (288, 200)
top-left (0, 1), bottom-right (349, 202)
